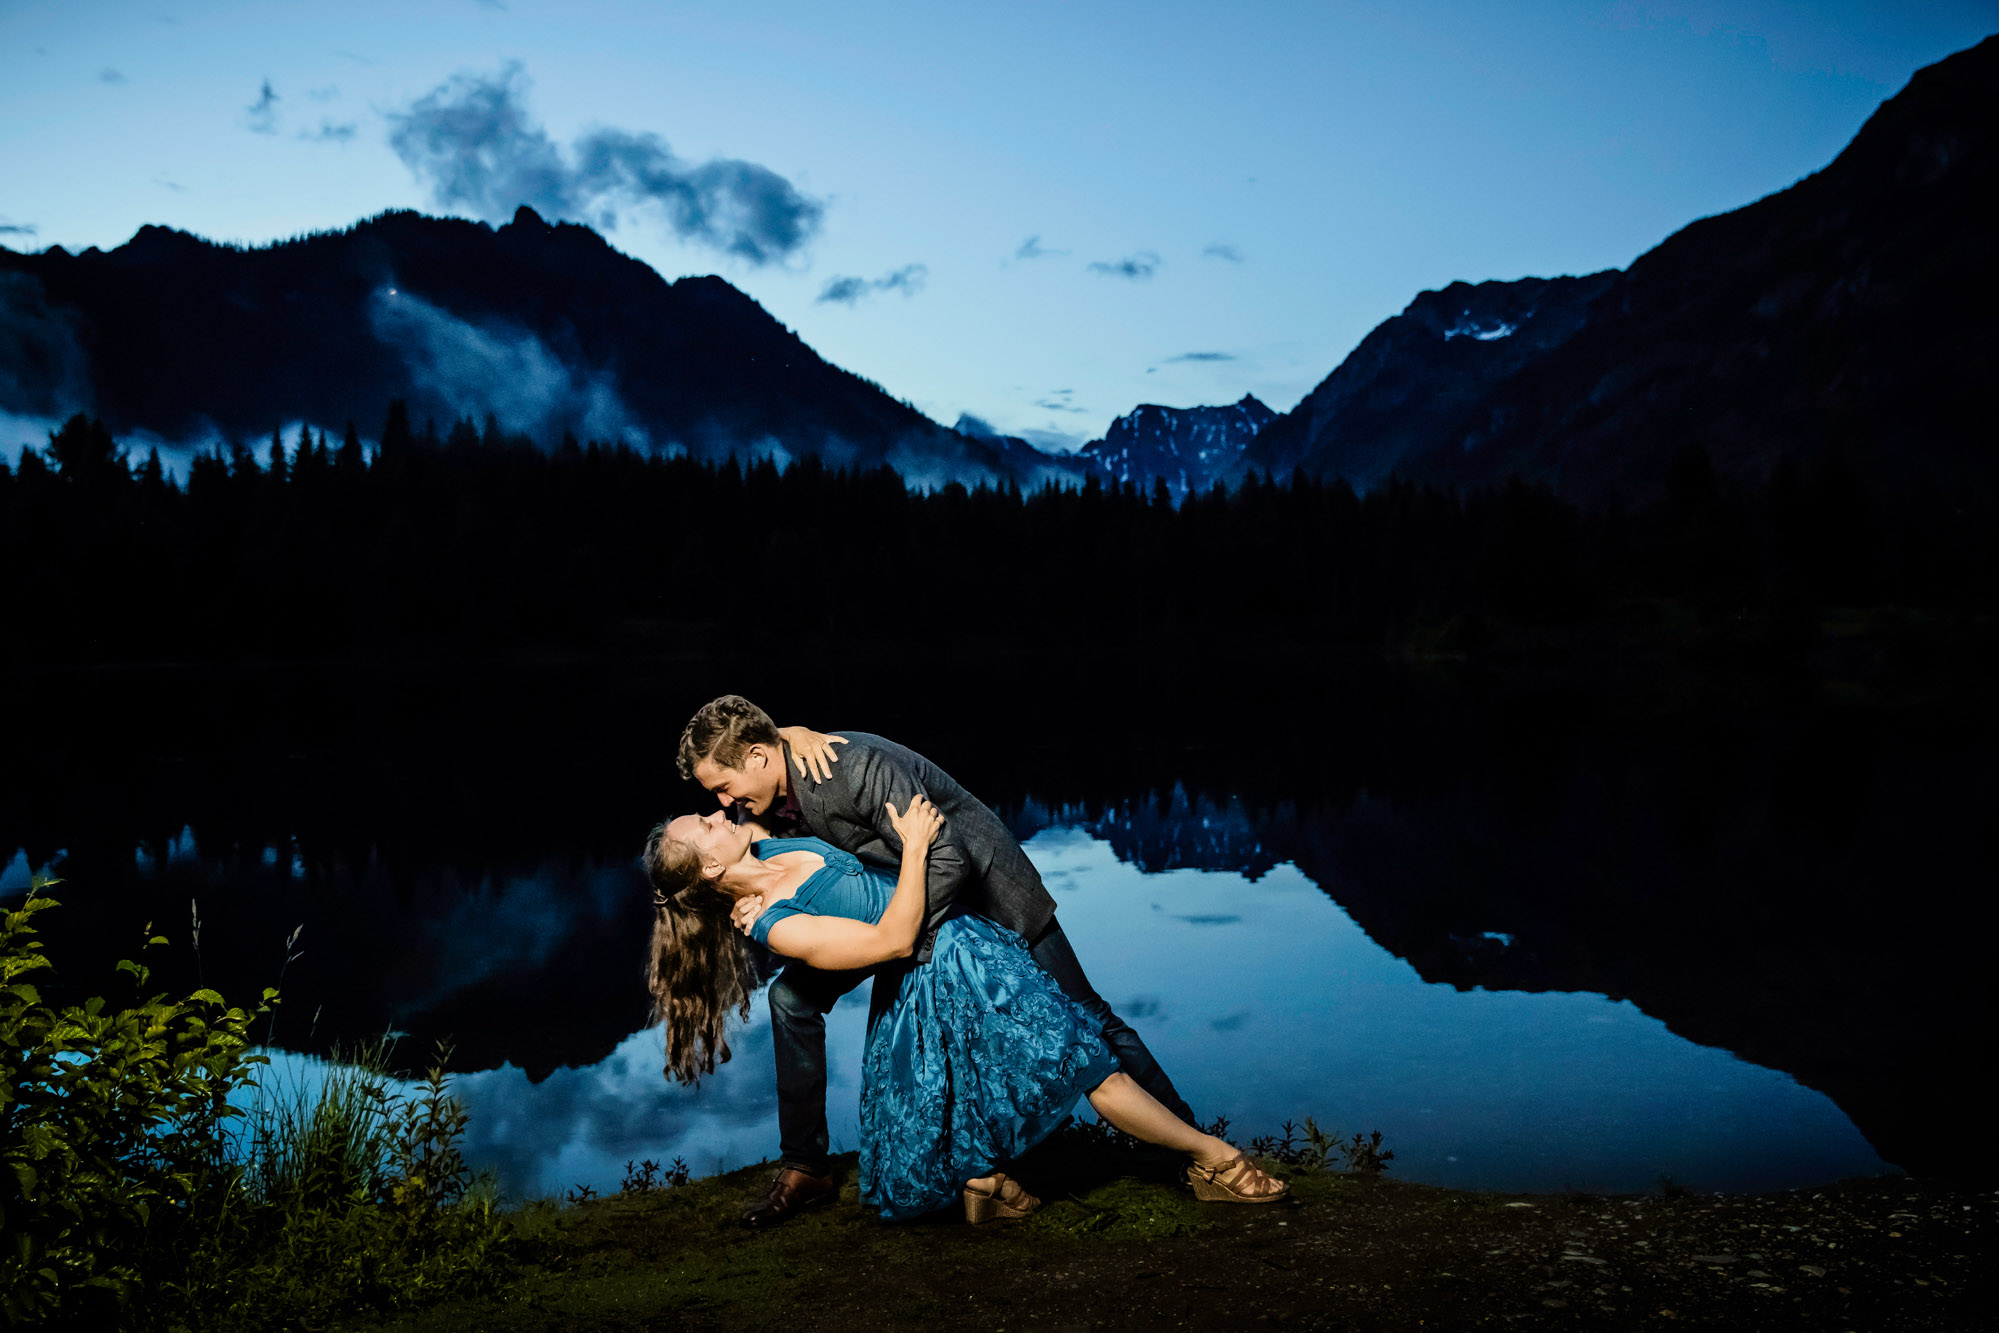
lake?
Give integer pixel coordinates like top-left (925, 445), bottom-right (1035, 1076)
top-left (4, 654), bottom-right (1989, 1198)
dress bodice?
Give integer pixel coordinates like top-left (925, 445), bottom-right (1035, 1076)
top-left (748, 836), bottom-right (894, 947)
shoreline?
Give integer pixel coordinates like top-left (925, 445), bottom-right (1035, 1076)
top-left (358, 1153), bottom-right (1990, 1332)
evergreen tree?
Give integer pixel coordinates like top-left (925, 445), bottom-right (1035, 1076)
top-left (45, 414), bottom-right (123, 482)
top-left (337, 422), bottom-right (364, 473)
top-left (137, 447), bottom-right (166, 495)
top-left (378, 400), bottom-right (415, 464)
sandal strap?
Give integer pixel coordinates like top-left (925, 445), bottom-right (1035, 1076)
top-left (1195, 1151), bottom-right (1280, 1195)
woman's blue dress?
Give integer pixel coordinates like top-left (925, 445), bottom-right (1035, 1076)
top-left (749, 836), bottom-right (1118, 1220)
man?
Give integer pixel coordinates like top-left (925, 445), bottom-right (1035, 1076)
top-left (676, 694), bottom-right (1195, 1227)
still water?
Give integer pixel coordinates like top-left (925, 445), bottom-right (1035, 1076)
top-left (6, 660), bottom-right (1986, 1199)
top-left (198, 827), bottom-right (1887, 1202)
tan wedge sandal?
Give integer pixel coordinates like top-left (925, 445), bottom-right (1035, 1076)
top-left (963, 1171), bottom-right (1040, 1224)
top-left (1187, 1151), bottom-right (1289, 1204)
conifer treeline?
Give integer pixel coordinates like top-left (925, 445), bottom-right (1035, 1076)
top-left (4, 407), bottom-right (1991, 664)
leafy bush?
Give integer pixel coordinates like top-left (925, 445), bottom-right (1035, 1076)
top-left (0, 885), bottom-right (522, 1331)
top-left (1, 885), bottom-right (266, 1328)
top-left (1251, 1118), bottom-right (1395, 1176)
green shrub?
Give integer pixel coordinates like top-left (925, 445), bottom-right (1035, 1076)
top-left (1, 884), bottom-right (268, 1328)
top-left (1, 885), bottom-right (522, 1331)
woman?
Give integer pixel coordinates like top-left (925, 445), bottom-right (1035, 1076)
top-left (643, 798), bottom-right (1287, 1222)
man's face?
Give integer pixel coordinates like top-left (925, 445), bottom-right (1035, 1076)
top-left (693, 746), bottom-right (781, 817)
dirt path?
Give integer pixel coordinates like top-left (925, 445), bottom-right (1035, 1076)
top-left (363, 1156), bottom-right (1990, 1331)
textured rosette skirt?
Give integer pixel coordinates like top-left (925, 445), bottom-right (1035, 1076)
top-left (858, 913), bottom-right (1117, 1220)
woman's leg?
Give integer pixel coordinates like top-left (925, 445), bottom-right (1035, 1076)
top-left (965, 1071), bottom-right (1226, 1203)
top-left (1086, 1072), bottom-right (1285, 1197)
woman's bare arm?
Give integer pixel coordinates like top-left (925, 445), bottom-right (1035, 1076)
top-left (762, 796), bottom-right (943, 969)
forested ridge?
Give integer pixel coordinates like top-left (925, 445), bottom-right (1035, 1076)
top-left (5, 406), bottom-right (1992, 666)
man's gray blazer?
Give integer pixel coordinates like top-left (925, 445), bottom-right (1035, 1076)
top-left (789, 732), bottom-right (1056, 963)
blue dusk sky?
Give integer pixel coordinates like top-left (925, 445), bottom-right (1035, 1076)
top-left (2, 1), bottom-right (1993, 451)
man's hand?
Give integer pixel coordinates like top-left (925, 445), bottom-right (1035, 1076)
top-left (777, 726), bottom-right (848, 784)
top-left (731, 894), bottom-right (765, 938)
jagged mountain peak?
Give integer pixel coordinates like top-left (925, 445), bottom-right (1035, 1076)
top-left (1081, 395), bottom-right (1277, 500)
top-left (1245, 34), bottom-right (1997, 504)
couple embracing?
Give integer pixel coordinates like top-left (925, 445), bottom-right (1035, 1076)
top-left (643, 695), bottom-right (1285, 1224)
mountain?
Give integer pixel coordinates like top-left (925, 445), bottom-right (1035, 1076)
top-left (0, 206), bottom-right (1059, 485)
top-left (1080, 395), bottom-right (1275, 501)
top-left (1243, 275), bottom-right (1615, 492)
top-left (951, 413), bottom-right (1090, 490)
top-left (1246, 33), bottom-right (1999, 506)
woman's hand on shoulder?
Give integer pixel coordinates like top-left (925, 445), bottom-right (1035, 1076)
top-left (730, 894), bottom-right (765, 938)
top-left (885, 793), bottom-right (944, 852)
top-left (777, 726), bottom-right (848, 784)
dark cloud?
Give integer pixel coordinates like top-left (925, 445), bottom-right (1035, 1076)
top-left (1164, 351), bottom-right (1236, 363)
top-left (1201, 243), bottom-right (1243, 262)
top-left (0, 221), bottom-right (38, 238)
top-left (1087, 251), bottom-right (1160, 280)
top-left (300, 120), bottom-right (358, 143)
top-left (816, 263), bottom-right (927, 305)
top-left (99, 68), bottom-right (127, 85)
top-left (245, 78), bottom-right (279, 134)
top-left (1035, 398), bottom-right (1087, 414)
top-left (1014, 235), bottom-right (1066, 260)
top-left (388, 63), bottom-right (822, 266)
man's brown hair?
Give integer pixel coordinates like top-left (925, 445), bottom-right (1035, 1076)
top-left (677, 694), bottom-right (781, 779)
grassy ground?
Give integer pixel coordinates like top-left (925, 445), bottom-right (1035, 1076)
top-left (350, 1145), bottom-right (1990, 1332)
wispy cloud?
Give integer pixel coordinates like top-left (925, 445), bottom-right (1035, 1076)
top-left (1088, 251), bottom-right (1160, 280)
top-left (1035, 398), bottom-right (1088, 414)
top-left (369, 286), bottom-right (643, 446)
top-left (0, 220), bottom-right (38, 238)
top-left (99, 68), bottom-right (128, 85)
top-left (152, 175), bottom-right (187, 193)
top-left (388, 62), bottom-right (823, 266)
top-left (300, 120), bottom-right (357, 143)
top-left (1163, 351), bottom-right (1236, 363)
top-left (1017, 426), bottom-right (1086, 453)
top-left (245, 79), bottom-right (279, 134)
top-left (308, 84), bottom-right (341, 102)
top-left (1201, 243), bottom-right (1243, 262)
top-left (0, 273), bottom-right (93, 417)
top-left (1014, 235), bottom-right (1067, 260)
top-left (816, 263), bottom-right (927, 305)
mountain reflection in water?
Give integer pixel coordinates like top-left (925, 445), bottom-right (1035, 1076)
top-left (218, 829), bottom-right (1886, 1202)
top-left (4, 659), bottom-right (1986, 1195)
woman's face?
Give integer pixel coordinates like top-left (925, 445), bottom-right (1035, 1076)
top-left (666, 809), bottom-right (753, 879)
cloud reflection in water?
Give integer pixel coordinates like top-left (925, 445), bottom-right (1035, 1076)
top-left (271, 828), bottom-right (1892, 1202)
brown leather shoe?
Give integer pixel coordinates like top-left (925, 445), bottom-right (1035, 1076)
top-left (739, 1166), bottom-right (837, 1228)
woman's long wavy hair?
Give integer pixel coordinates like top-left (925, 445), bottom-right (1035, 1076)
top-left (642, 819), bottom-right (761, 1085)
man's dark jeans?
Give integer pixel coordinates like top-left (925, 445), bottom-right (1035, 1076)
top-left (768, 916), bottom-right (1196, 1174)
